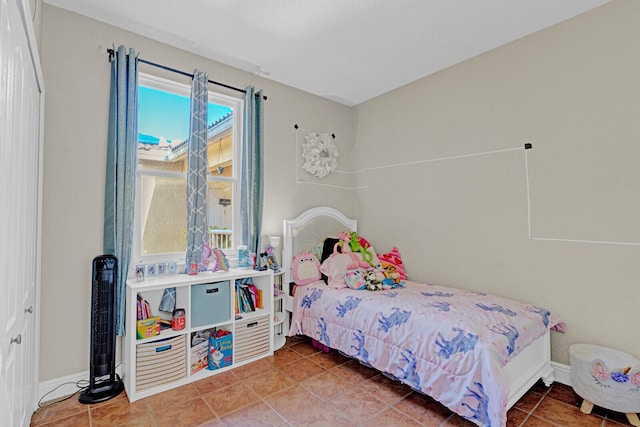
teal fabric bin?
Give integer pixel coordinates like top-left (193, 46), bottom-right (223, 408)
top-left (191, 281), bottom-right (231, 327)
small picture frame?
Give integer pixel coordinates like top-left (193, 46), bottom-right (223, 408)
top-left (157, 262), bottom-right (167, 275)
top-left (265, 254), bottom-right (280, 272)
top-left (168, 262), bottom-right (177, 274)
top-left (145, 264), bottom-right (156, 277)
top-left (135, 265), bottom-right (145, 282)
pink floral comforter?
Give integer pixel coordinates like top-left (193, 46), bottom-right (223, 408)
top-left (288, 281), bottom-right (563, 427)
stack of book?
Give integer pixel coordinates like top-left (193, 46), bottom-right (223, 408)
top-left (137, 294), bottom-right (153, 320)
top-left (235, 279), bottom-right (263, 314)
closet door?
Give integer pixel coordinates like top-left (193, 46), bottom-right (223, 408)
top-left (0, 0), bottom-right (44, 425)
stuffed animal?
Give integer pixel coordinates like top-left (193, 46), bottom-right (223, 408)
top-left (345, 268), bottom-right (366, 290)
top-left (382, 263), bottom-right (401, 285)
top-left (334, 231), bottom-right (352, 253)
top-left (292, 252), bottom-right (321, 286)
top-left (349, 231), bottom-right (374, 266)
top-left (364, 268), bottom-right (387, 291)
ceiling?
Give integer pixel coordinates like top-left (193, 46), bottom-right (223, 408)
top-left (44, 0), bottom-right (611, 106)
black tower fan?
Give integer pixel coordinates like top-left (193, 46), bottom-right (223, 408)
top-left (79, 255), bottom-right (124, 403)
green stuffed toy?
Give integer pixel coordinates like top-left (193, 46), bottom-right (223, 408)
top-left (349, 231), bottom-right (374, 266)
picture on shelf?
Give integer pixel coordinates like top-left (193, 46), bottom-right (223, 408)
top-left (157, 263), bottom-right (167, 275)
top-left (145, 264), bottom-right (156, 277)
top-left (168, 262), bottom-right (177, 274)
top-left (264, 253), bottom-right (280, 272)
top-left (135, 265), bottom-right (145, 282)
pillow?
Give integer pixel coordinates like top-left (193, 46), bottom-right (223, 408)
top-left (320, 252), bottom-right (373, 289)
top-left (378, 247), bottom-right (406, 280)
top-left (320, 253), bottom-right (357, 288)
top-left (320, 238), bottom-right (340, 284)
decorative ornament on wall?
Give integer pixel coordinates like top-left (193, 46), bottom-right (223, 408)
top-left (301, 132), bottom-right (339, 179)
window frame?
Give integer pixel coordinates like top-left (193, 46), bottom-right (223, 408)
top-left (130, 73), bottom-right (244, 272)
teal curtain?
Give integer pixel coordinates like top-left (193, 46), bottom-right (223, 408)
top-left (240, 87), bottom-right (264, 255)
top-left (104, 45), bottom-right (138, 336)
top-left (184, 71), bottom-right (209, 269)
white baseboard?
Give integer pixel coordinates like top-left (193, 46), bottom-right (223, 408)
top-left (38, 363), bottom-right (572, 404)
top-left (38, 371), bottom-right (89, 404)
top-left (551, 361), bottom-right (572, 386)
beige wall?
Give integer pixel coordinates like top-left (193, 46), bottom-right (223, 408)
top-left (39, 4), bottom-right (355, 381)
top-left (353, 0), bottom-right (639, 365)
top-left (39, 0), bottom-right (638, 383)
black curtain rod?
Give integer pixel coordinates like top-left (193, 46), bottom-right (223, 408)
top-left (107, 48), bottom-right (267, 101)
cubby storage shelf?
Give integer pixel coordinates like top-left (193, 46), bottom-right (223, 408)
top-left (124, 268), bottom-right (274, 402)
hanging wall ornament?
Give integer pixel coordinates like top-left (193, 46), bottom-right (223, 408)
top-left (301, 132), bottom-right (339, 179)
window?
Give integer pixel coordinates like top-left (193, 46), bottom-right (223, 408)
top-left (133, 74), bottom-right (243, 266)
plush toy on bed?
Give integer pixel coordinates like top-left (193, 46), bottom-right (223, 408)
top-left (292, 252), bottom-right (321, 286)
top-left (348, 231), bottom-right (375, 266)
top-left (364, 268), bottom-right (387, 291)
top-left (345, 268), bottom-right (367, 290)
top-left (334, 231), bottom-right (352, 253)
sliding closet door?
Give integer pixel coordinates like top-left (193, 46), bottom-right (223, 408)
top-left (0, 0), bottom-right (44, 425)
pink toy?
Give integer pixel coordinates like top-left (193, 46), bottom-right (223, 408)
top-left (292, 252), bottom-right (321, 286)
top-left (334, 231), bottom-right (352, 253)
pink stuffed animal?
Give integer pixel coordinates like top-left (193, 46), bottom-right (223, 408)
top-left (292, 252), bottom-right (321, 286)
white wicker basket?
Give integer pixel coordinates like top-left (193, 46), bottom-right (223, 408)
top-left (570, 343), bottom-right (640, 414)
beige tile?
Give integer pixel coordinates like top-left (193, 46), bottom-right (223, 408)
top-left (32, 395), bottom-right (88, 425)
top-left (393, 392), bottom-right (452, 427)
top-left (220, 401), bottom-right (285, 426)
top-left (34, 411), bottom-right (91, 427)
top-left (140, 383), bottom-right (200, 413)
top-left (88, 398), bottom-right (154, 427)
top-left (272, 346), bottom-right (305, 367)
top-left (513, 390), bottom-right (544, 413)
top-left (243, 368), bottom-right (297, 397)
top-left (360, 374), bottom-right (413, 405)
top-left (202, 382), bottom-right (260, 417)
top-left (534, 397), bottom-right (604, 427)
top-left (368, 407), bottom-right (423, 426)
top-left (330, 359), bottom-right (378, 384)
top-left (546, 383), bottom-right (582, 407)
top-left (443, 414), bottom-right (478, 426)
top-left (307, 349), bottom-right (350, 369)
top-left (300, 370), bottom-right (355, 402)
top-left (152, 396), bottom-right (215, 427)
top-left (506, 407), bottom-right (528, 426)
top-left (192, 370), bottom-right (241, 394)
top-left (279, 357), bottom-right (326, 382)
top-left (264, 385), bottom-right (324, 424)
top-left (522, 414), bottom-right (558, 426)
top-left (289, 341), bottom-right (321, 356)
top-left (231, 357), bottom-right (277, 380)
top-left (327, 387), bottom-right (387, 423)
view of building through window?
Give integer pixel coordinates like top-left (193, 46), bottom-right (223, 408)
top-left (136, 75), bottom-right (240, 259)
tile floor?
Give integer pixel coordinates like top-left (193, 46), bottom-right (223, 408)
top-left (31, 336), bottom-right (636, 427)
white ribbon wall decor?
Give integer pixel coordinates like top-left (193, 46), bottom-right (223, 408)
top-left (301, 132), bottom-right (339, 179)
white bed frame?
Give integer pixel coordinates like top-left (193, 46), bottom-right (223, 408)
top-left (282, 206), bottom-right (555, 409)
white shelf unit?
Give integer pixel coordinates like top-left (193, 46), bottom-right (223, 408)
top-left (273, 271), bottom-right (286, 350)
top-left (123, 268), bottom-right (274, 402)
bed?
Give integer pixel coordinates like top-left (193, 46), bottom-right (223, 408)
top-left (282, 206), bottom-right (563, 427)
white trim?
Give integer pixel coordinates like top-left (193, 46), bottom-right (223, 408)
top-left (38, 371), bottom-right (88, 404)
top-left (39, 361), bottom-right (573, 404)
top-left (551, 361), bottom-right (572, 386)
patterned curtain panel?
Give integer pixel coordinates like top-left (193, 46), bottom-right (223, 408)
top-left (184, 71), bottom-right (209, 269)
top-left (104, 45), bottom-right (138, 336)
top-left (240, 87), bottom-right (264, 255)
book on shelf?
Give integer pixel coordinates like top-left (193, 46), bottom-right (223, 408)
top-left (235, 282), bottom-right (258, 313)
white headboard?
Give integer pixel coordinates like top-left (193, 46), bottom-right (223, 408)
top-left (282, 207), bottom-right (357, 294)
